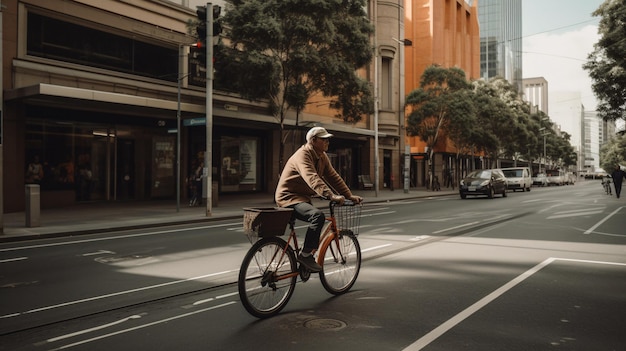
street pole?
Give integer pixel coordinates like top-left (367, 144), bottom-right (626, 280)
top-left (176, 45), bottom-right (184, 212)
top-left (204, 2), bottom-right (213, 216)
top-left (0, 8), bottom-right (4, 234)
top-left (543, 132), bottom-right (548, 177)
top-left (373, 0), bottom-right (379, 197)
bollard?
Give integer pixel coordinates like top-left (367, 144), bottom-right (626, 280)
top-left (212, 181), bottom-right (218, 207)
top-left (25, 184), bottom-right (41, 227)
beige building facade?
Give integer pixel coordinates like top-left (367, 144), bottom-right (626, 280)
top-left (1, 0), bottom-right (405, 213)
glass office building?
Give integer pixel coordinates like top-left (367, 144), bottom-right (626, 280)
top-left (478, 0), bottom-right (523, 91)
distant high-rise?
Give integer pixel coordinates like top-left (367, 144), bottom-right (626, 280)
top-left (523, 77), bottom-right (549, 115)
top-left (479, 0), bottom-right (523, 92)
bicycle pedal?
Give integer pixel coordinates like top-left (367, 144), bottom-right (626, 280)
top-left (299, 264), bottom-right (311, 282)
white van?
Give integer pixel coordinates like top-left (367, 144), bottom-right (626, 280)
top-left (501, 167), bottom-right (532, 192)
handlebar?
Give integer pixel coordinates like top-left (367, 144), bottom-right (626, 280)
top-left (315, 195), bottom-right (362, 206)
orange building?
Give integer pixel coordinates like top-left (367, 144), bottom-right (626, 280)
top-left (404, 0), bottom-right (480, 187)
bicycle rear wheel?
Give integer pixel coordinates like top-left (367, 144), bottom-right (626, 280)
top-left (319, 231), bottom-right (361, 295)
top-left (238, 237), bottom-right (297, 318)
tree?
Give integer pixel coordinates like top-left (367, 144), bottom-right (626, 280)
top-left (405, 65), bottom-right (473, 188)
top-left (221, 0), bottom-right (374, 169)
top-left (471, 79), bottom-right (517, 168)
top-left (583, 0), bottom-right (626, 122)
top-left (600, 132), bottom-right (626, 171)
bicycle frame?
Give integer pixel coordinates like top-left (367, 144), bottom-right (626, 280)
top-left (261, 211), bottom-right (339, 283)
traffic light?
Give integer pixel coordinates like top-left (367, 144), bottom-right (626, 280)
top-left (195, 6), bottom-right (207, 45)
top-left (194, 5), bottom-right (222, 69)
top-left (212, 5), bottom-right (222, 41)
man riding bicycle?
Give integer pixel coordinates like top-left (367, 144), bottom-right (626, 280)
top-left (275, 127), bottom-right (363, 273)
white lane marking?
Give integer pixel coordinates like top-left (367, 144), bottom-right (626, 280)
top-left (2, 239), bottom-right (388, 319)
top-left (403, 257), bottom-right (556, 351)
top-left (547, 210), bottom-right (604, 219)
top-left (0, 222), bottom-right (243, 253)
top-left (45, 315), bottom-right (143, 343)
top-left (47, 302), bottom-right (236, 350)
top-left (81, 250), bottom-right (115, 257)
top-left (432, 222), bottom-right (480, 234)
top-left (216, 291), bottom-right (238, 299)
top-left (361, 211), bottom-right (396, 217)
top-left (403, 257), bottom-right (626, 351)
top-left (0, 257), bottom-right (28, 263)
top-left (361, 244), bottom-right (393, 253)
top-left (0, 270), bottom-right (235, 319)
top-left (584, 206), bottom-right (623, 234)
top-left (192, 298), bottom-right (214, 306)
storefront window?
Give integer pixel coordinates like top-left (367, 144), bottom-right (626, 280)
top-left (152, 137), bottom-right (176, 197)
top-left (25, 121), bottom-right (79, 191)
top-left (220, 136), bottom-right (259, 192)
top-left (25, 119), bottom-right (140, 202)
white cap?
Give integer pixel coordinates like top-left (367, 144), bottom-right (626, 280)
top-left (306, 127), bottom-right (334, 143)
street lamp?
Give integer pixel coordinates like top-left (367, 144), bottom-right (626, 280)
top-left (539, 117), bottom-right (549, 174)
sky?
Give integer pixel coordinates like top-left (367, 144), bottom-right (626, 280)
top-left (522, 0), bottom-right (604, 112)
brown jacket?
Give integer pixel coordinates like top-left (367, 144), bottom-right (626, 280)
top-left (275, 143), bottom-right (353, 207)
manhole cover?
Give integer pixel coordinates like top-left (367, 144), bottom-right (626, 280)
top-left (303, 318), bottom-right (347, 330)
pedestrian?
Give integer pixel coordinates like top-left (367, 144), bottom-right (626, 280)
top-left (610, 164), bottom-right (626, 199)
top-left (275, 127), bottom-right (362, 272)
top-left (25, 155), bottom-right (44, 184)
top-left (189, 161), bottom-right (203, 206)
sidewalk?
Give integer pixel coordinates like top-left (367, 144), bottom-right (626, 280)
top-left (0, 188), bottom-right (457, 242)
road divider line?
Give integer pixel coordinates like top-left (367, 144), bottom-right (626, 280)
top-left (432, 222), bottom-right (479, 234)
top-left (547, 210), bottom-right (604, 219)
top-left (361, 244), bottom-right (392, 253)
top-left (44, 315), bottom-right (143, 343)
top-left (0, 222), bottom-right (243, 253)
top-left (0, 257), bottom-right (28, 263)
top-left (81, 250), bottom-right (115, 257)
top-left (0, 270), bottom-right (236, 319)
top-left (554, 257), bottom-right (626, 267)
top-left (584, 206), bottom-right (623, 234)
top-left (404, 257), bottom-right (556, 351)
top-left (47, 302), bottom-right (236, 350)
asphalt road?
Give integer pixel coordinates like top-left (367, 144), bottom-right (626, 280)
top-left (1, 181), bottom-right (624, 350)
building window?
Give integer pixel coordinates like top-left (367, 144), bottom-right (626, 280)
top-left (381, 57), bottom-right (392, 110)
top-left (27, 12), bottom-right (178, 82)
top-left (220, 136), bottom-right (261, 192)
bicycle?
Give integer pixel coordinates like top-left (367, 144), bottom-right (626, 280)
top-left (602, 177), bottom-right (612, 195)
top-left (238, 199), bottom-right (362, 318)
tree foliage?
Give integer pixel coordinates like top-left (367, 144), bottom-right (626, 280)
top-left (583, 0), bottom-right (626, 122)
top-left (471, 79), bottom-right (517, 167)
top-left (405, 65), bottom-right (473, 186)
top-left (600, 132), bottom-right (626, 170)
top-left (405, 68), bottom-right (577, 176)
top-left (221, 0), bottom-right (374, 168)
top-left (221, 0), bottom-right (374, 120)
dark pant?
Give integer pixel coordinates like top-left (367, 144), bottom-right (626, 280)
top-left (615, 181), bottom-right (622, 198)
top-left (290, 202), bottom-right (325, 253)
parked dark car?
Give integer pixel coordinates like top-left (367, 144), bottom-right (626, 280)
top-left (459, 169), bottom-right (508, 199)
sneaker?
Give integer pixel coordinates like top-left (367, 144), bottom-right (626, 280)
top-left (297, 253), bottom-right (322, 272)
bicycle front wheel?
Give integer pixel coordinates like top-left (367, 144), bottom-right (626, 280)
top-left (238, 237), bottom-right (297, 318)
top-left (319, 231), bottom-right (361, 295)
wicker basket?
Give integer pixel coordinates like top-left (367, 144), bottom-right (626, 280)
top-left (332, 203), bottom-right (362, 236)
top-left (243, 207), bottom-right (294, 240)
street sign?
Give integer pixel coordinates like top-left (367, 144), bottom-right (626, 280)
top-left (183, 118), bottom-right (206, 126)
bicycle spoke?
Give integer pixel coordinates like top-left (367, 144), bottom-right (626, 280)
top-left (238, 237), bottom-right (297, 318)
